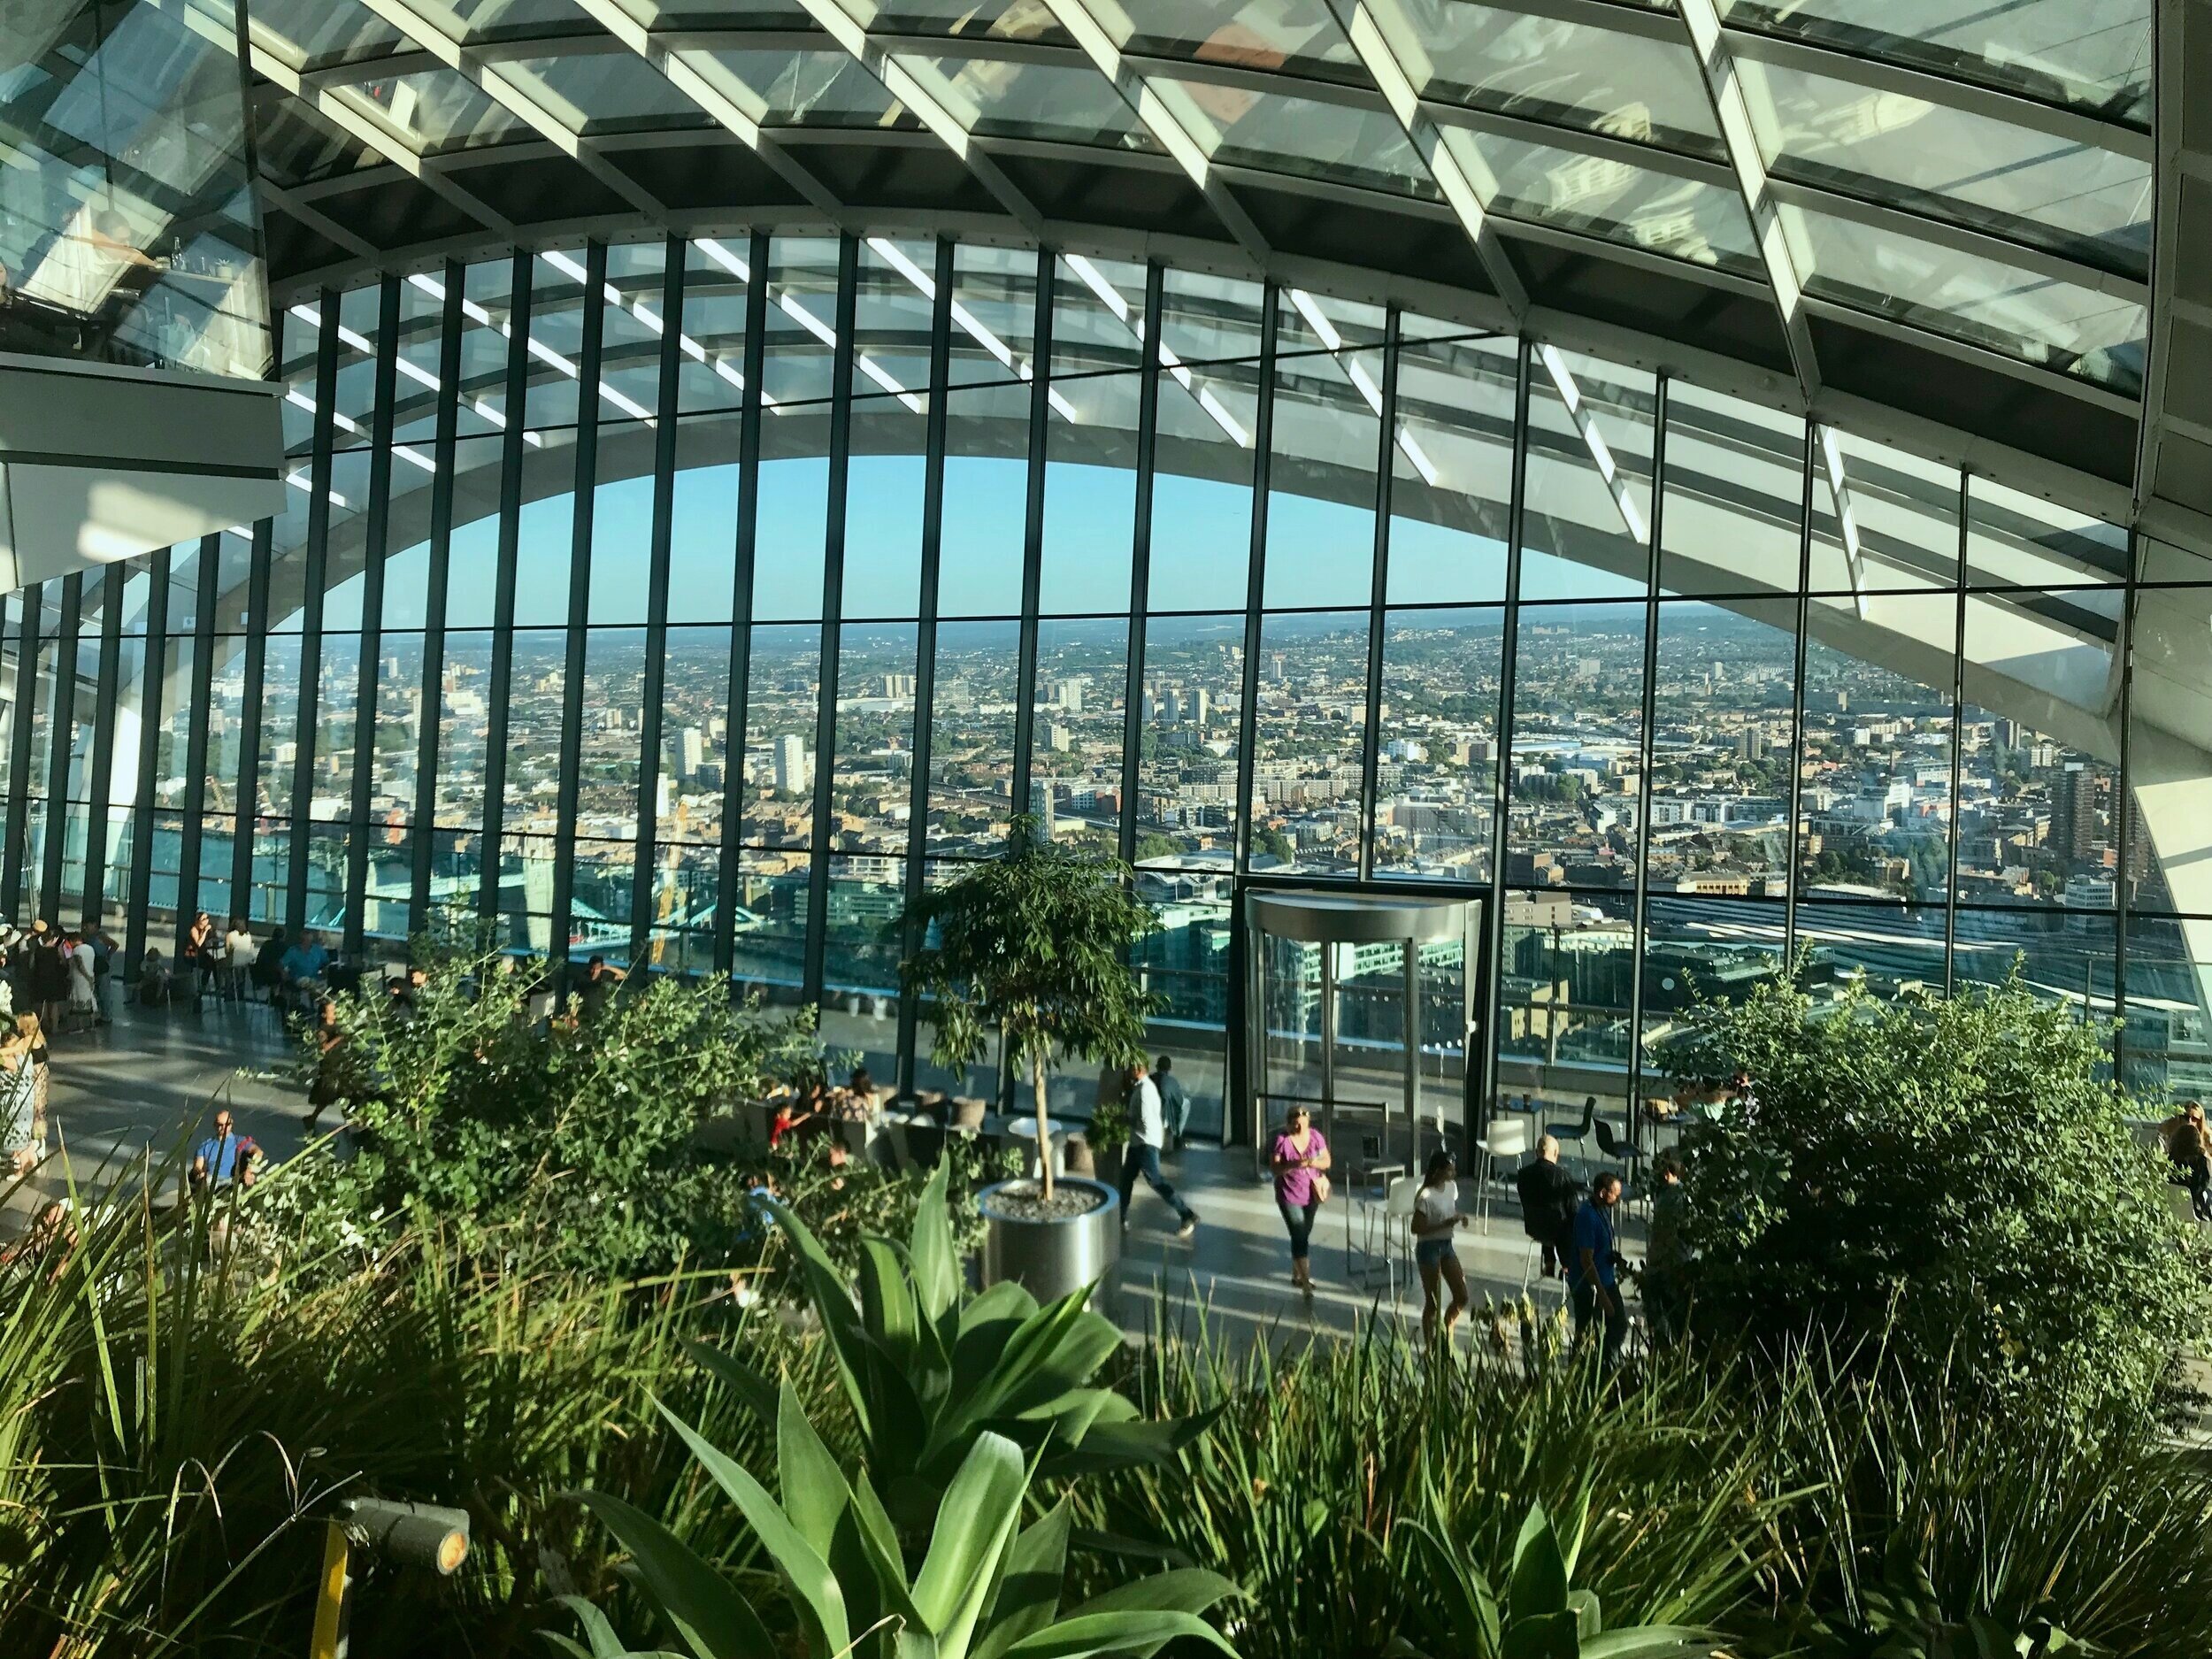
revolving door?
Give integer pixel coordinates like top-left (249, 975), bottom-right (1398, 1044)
top-left (1245, 890), bottom-right (1480, 1182)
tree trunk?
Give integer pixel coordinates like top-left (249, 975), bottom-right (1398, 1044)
top-left (1033, 1050), bottom-right (1054, 1201)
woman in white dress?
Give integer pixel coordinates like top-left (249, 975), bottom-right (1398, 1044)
top-left (65, 929), bottom-right (97, 1029)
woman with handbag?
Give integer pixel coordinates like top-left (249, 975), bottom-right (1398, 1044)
top-left (1270, 1103), bottom-right (1333, 1294)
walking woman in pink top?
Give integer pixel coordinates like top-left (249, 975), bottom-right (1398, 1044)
top-left (1270, 1103), bottom-right (1333, 1294)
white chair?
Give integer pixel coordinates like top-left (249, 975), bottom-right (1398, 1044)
top-left (1380, 1174), bottom-right (1421, 1306)
top-left (1473, 1116), bottom-right (1532, 1233)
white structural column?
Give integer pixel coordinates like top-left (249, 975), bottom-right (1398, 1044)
top-left (1038, 0), bottom-right (1273, 264)
top-left (1331, 0), bottom-right (1525, 317)
top-left (353, 0), bottom-right (667, 222)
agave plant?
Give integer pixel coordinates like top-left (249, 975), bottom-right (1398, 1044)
top-left (710, 1162), bottom-right (1216, 1537)
top-left (561, 1383), bottom-right (1239, 1659)
top-left (1389, 1477), bottom-right (1712, 1659)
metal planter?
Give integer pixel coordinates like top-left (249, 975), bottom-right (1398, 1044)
top-left (978, 1177), bottom-right (1121, 1319)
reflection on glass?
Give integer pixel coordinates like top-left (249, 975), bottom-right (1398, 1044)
top-left (1520, 348), bottom-right (1655, 602)
top-left (0, 0), bottom-right (269, 376)
top-left (1799, 592), bottom-right (1958, 902)
top-left (1660, 382), bottom-right (1804, 598)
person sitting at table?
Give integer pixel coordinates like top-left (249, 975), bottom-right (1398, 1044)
top-left (1514, 1135), bottom-right (1584, 1280)
top-left (834, 1065), bottom-right (878, 1121)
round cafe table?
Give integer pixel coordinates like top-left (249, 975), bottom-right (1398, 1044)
top-left (1006, 1115), bottom-right (1073, 1179)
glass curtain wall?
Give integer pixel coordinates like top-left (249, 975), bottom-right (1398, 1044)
top-left (1, 231), bottom-right (2166, 1140)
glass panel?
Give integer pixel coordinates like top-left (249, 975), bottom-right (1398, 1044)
top-left (731, 849), bottom-right (811, 997)
top-left (1503, 600), bottom-right (1646, 889)
top-left (895, 54), bottom-right (1154, 150)
top-left (1957, 598), bottom-right (2120, 908)
top-left (1250, 611), bottom-right (1370, 873)
top-left (578, 628), bottom-right (648, 837)
top-left (1798, 591), bottom-right (1960, 902)
top-left (1715, 0), bottom-right (2153, 126)
top-left (946, 242), bottom-right (1041, 388)
top-left (1647, 598), bottom-right (1797, 890)
top-left (589, 434), bottom-right (654, 626)
top-left (845, 401), bottom-right (927, 620)
top-left (1520, 347), bottom-right (1655, 602)
top-left (832, 623), bottom-right (919, 857)
top-left (435, 629), bottom-right (493, 830)
top-left (692, 50), bottom-right (906, 130)
top-left (927, 619), bottom-right (1020, 857)
top-left (1029, 618), bottom-right (1125, 855)
top-left (1414, 7), bottom-right (1721, 151)
top-left (670, 433), bottom-right (741, 621)
top-left (1793, 896), bottom-right (1949, 999)
top-left (1966, 474), bottom-right (2129, 588)
top-left (742, 623), bottom-right (820, 846)
top-left (1785, 204), bottom-right (2147, 396)
top-left (1445, 127), bottom-right (1762, 273)
top-left (1149, 361), bottom-right (1259, 612)
top-left (1808, 426), bottom-right (1961, 593)
top-left (1386, 333), bottom-right (1514, 606)
top-left (500, 628), bottom-right (563, 837)
top-left (1161, 268), bottom-right (1267, 366)
top-left (1041, 373), bottom-right (1141, 616)
top-left (660, 625), bottom-right (734, 843)
top-left (754, 452), bottom-right (830, 621)
top-left (1374, 608), bottom-right (1502, 883)
top-left (1953, 903), bottom-right (2116, 1014)
top-left (1155, 80), bottom-right (1436, 199)
top-left (503, 51), bottom-right (710, 133)
top-left (1494, 887), bottom-right (1636, 1118)
top-left (1265, 349), bottom-right (1383, 609)
top-left (1660, 380), bottom-right (1805, 598)
top-left (336, 66), bottom-right (524, 154)
top-left (0, 0), bottom-right (271, 376)
top-left (1133, 614), bottom-right (1244, 870)
top-left (2121, 914), bottom-right (2212, 1099)
top-left (1639, 896), bottom-right (1787, 1056)
top-left (1740, 55), bottom-right (2150, 273)
top-left (940, 381), bottom-right (1030, 618)
top-left (1051, 255), bottom-right (1150, 377)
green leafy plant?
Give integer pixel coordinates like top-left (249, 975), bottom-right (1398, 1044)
top-left (710, 1163), bottom-right (1215, 1539)
top-left (564, 1385), bottom-right (1239, 1659)
top-left (1389, 1483), bottom-right (1713, 1659)
top-left (1656, 965), bottom-right (2211, 1421)
top-left (901, 814), bottom-right (1159, 1199)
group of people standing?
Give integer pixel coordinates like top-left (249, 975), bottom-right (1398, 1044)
top-left (0, 919), bottom-right (105, 1033)
top-left (1267, 1105), bottom-right (1683, 1367)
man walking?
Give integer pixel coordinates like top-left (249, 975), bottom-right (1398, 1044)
top-left (1570, 1170), bottom-right (1629, 1369)
top-left (1118, 1058), bottom-right (1198, 1240)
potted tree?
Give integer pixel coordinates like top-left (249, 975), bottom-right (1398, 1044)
top-left (901, 814), bottom-right (1158, 1310)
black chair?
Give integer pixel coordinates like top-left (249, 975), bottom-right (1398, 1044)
top-left (1547, 1095), bottom-right (1596, 1170)
top-left (1593, 1117), bottom-right (1642, 1186)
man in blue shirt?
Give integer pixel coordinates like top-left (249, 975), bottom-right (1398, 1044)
top-left (279, 930), bottom-right (330, 1011)
top-left (1569, 1170), bottom-right (1628, 1369)
top-left (190, 1110), bottom-right (259, 1193)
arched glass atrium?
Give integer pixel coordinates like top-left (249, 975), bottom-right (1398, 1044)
top-left (5, 0), bottom-right (2208, 1145)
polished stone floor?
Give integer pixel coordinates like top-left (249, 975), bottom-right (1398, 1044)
top-left (5, 995), bottom-right (1622, 1352)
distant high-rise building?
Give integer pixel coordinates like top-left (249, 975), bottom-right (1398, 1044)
top-left (1058, 679), bottom-right (1085, 714)
top-left (1193, 687), bottom-right (1211, 724)
top-left (773, 733), bottom-right (808, 795)
top-left (1737, 727), bottom-right (1765, 763)
top-left (1048, 723), bottom-right (1072, 752)
top-left (1269, 653), bottom-right (1287, 684)
top-left (677, 726), bottom-right (706, 780)
top-left (2054, 761), bottom-right (2095, 864)
top-left (1028, 780), bottom-right (1056, 839)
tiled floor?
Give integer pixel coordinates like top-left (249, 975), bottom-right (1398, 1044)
top-left (7, 1000), bottom-right (1621, 1352)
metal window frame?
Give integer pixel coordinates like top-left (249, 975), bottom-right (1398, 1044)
top-left (1356, 309), bottom-right (1402, 883)
top-left (1117, 261), bottom-right (1167, 874)
top-left (1008, 245), bottom-right (1055, 847)
top-left (2, 588), bottom-right (41, 913)
top-left (39, 572), bottom-right (83, 922)
top-left (896, 236), bottom-right (957, 1093)
top-left (231, 522), bottom-right (273, 927)
top-left (801, 233), bottom-right (862, 1004)
top-left (714, 232), bottom-right (771, 980)
top-left (550, 240), bottom-right (611, 967)
top-left (477, 249), bottom-right (536, 925)
top-left (411, 258), bottom-right (466, 928)
top-left (343, 274), bottom-right (403, 954)
top-left (124, 549), bottom-right (170, 979)
top-left (630, 237), bottom-right (687, 966)
top-left (80, 565), bottom-right (126, 929)
top-left (1621, 379), bottom-right (1668, 1135)
top-left (287, 290), bottom-right (342, 935)
top-left (174, 536), bottom-right (221, 956)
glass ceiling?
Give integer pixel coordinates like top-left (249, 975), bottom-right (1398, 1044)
top-left (243, 0), bottom-right (2156, 402)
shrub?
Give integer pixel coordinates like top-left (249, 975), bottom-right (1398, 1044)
top-left (1657, 968), bottom-right (2211, 1423)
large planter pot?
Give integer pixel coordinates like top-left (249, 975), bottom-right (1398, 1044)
top-left (979, 1177), bottom-right (1120, 1319)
